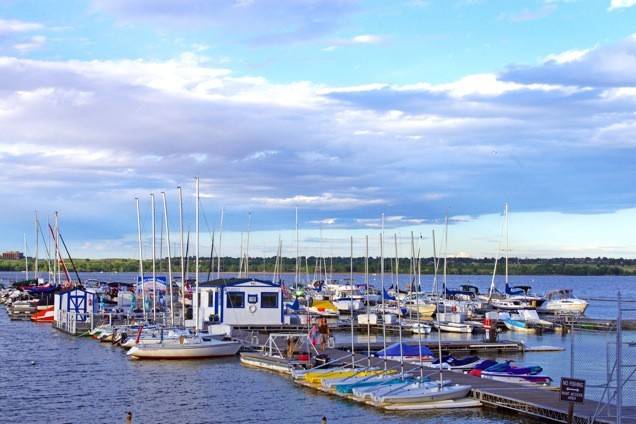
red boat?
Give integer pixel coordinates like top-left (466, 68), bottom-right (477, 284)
top-left (31, 305), bottom-right (54, 323)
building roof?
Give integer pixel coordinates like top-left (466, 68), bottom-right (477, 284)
top-left (198, 278), bottom-right (280, 289)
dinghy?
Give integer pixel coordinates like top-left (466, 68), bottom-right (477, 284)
top-left (372, 381), bottom-right (472, 404)
top-left (433, 321), bottom-right (473, 333)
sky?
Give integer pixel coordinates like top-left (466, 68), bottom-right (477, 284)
top-left (1, 0), bottom-right (636, 259)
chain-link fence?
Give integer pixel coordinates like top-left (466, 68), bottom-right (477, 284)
top-left (590, 293), bottom-right (636, 422)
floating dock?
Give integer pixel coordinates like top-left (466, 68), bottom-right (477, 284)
top-left (240, 346), bottom-right (636, 423)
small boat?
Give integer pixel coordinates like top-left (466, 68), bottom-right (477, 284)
top-left (434, 322), bottom-right (473, 333)
top-left (127, 337), bottom-right (241, 360)
top-left (538, 289), bottom-right (588, 315)
top-left (470, 360), bottom-right (553, 386)
top-left (304, 368), bottom-right (381, 384)
top-left (502, 318), bottom-right (535, 333)
top-left (372, 381), bottom-right (472, 404)
top-left (428, 355), bottom-right (482, 370)
top-left (306, 300), bottom-right (339, 317)
top-left (376, 342), bottom-right (434, 362)
top-left (409, 322), bottom-right (432, 335)
top-left (31, 305), bottom-right (54, 323)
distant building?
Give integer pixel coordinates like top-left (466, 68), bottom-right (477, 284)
top-left (2, 251), bottom-right (24, 260)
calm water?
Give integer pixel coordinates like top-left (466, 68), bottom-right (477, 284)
top-left (2, 272), bottom-right (635, 422)
top-left (0, 312), bottom-right (525, 424)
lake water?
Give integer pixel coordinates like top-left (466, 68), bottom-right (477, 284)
top-left (1, 272), bottom-right (635, 422)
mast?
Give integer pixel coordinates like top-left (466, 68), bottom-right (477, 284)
top-left (195, 177), bottom-right (200, 333)
top-left (217, 207), bottom-right (224, 279)
top-left (350, 236), bottom-right (355, 368)
top-left (380, 213), bottom-right (387, 371)
top-left (395, 233), bottom-right (404, 378)
top-left (162, 192), bottom-right (174, 327)
top-left (443, 213), bottom-right (449, 301)
top-left (177, 186), bottom-right (185, 326)
top-left (365, 235), bottom-right (371, 368)
top-left (245, 211), bottom-right (251, 278)
top-left (23, 234), bottom-right (29, 281)
top-left (34, 211), bottom-right (39, 279)
top-left (505, 202), bottom-right (509, 287)
top-left (54, 211), bottom-right (61, 285)
top-left (151, 193), bottom-right (157, 322)
top-left (295, 207), bottom-right (299, 289)
top-left (432, 229), bottom-right (443, 386)
top-left (135, 198), bottom-right (146, 320)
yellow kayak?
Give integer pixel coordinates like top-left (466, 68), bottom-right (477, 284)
top-left (304, 369), bottom-right (384, 384)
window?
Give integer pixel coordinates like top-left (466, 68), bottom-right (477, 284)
top-left (226, 291), bottom-right (245, 308)
top-left (247, 294), bottom-right (258, 304)
top-left (208, 292), bottom-right (214, 307)
top-left (261, 292), bottom-right (278, 309)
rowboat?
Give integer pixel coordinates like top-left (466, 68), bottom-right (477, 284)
top-left (127, 337), bottom-right (241, 359)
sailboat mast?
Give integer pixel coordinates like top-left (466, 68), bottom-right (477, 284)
top-left (34, 211), bottom-right (39, 278)
top-left (295, 207), bottom-right (299, 290)
top-left (350, 236), bottom-right (355, 369)
top-left (135, 198), bottom-right (146, 320)
top-left (177, 186), bottom-right (185, 326)
top-left (217, 207), bottom-right (224, 279)
top-left (23, 234), bottom-right (29, 281)
top-left (380, 213), bottom-right (387, 371)
top-left (413, 231), bottom-right (424, 382)
top-left (151, 193), bottom-right (157, 322)
top-left (432, 229), bottom-right (443, 386)
top-left (505, 202), bottom-right (509, 286)
top-left (246, 212), bottom-right (251, 278)
top-left (195, 177), bottom-right (200, 333)
top-left (365, 235), bottom-right (371, 368)
top-left (395, 233), bottom-right (404, 377)
top-left (162, 192), bottom-right (174, 327)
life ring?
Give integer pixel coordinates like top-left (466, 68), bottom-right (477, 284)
top-left (249, 304), bottom-right (257, 313)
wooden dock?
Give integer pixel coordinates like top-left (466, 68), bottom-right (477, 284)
top-left (240, 346), bottom-right (636, 423)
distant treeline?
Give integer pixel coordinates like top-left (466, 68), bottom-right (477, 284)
top-left (2, 256), bottom-right (636, 276)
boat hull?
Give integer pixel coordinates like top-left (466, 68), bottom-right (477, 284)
top-left (127, 340), bottom-right (241, 359)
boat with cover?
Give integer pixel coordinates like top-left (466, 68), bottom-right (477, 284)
top-left (470, 360), bottom-right (553, 386)
top-left (127, 336), bottom-right (241, 359)
top-left (372, 381), bottom-right (472, 405)
top-left (376, 342), bottom-right (434, 363)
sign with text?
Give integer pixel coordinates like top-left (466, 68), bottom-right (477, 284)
top-left (560, 377), bottom-right (586, 403)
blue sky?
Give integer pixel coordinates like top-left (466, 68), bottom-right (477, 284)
top-left (1, 0), bottom-right (636, 259)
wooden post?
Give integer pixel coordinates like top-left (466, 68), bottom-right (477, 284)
top-left (567, 401), bottom-right (574, 424)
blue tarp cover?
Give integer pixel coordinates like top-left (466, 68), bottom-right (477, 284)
top-left (377, 342), bottom-right (433, 357)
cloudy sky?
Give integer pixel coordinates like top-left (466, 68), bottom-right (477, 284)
top-left (1, 0), bottom-right (636, 259)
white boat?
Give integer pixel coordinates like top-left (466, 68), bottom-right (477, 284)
top-left (434, 322), bottom-right (473, 333)
top-left (120, 328), bottom-right (192, 348)
top-left (373, 382), bottom-right (472, 404)
top-left (127, 337), bottom-right (241, 359)
top-left (538, 289), bottom-right (588, 314)
top-left (331, 285), bottom-right (365, 312)
top-left (409, 322), bottom-right (432, 335)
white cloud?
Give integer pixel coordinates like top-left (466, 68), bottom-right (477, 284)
top-left (0, 19), bottom-right (42, 34)
top-left (13, 35), bottom-right (47, 53)
top-left (351, 34), bottom-right (383, 44)
top-left (543, 48), bottom-right (591, 64)
top-left (254, 193), bottom-right (385, 208)
top-left (609, 0), bottom-right (636, 10)
top-left (309, 218), bottom-right (337, 225)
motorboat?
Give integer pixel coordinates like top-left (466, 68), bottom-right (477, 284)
top-left (538, 289), bottom-right (588, 314)
top-left (31, 305), bottom-right (54, 323)
top-left (127, 336), bottom-right (241, 359)
top-left (330, 285), bottom-right (365, 313)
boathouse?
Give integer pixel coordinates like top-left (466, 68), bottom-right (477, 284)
top-left (194, 278), bottom-right (283, 330)
top-left (53, 287), bottom-right (97, 334)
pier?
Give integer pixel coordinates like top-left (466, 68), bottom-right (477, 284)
top-left (240, 346), bottom-right (636, 423)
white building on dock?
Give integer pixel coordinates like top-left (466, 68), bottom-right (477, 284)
top-left (53, 287), bottom-right (97, 334)
top-left (193, 278), bottom-right (283, 330)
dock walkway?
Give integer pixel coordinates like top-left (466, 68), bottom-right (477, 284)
top-left (240, 346), bottom-right (635, 424)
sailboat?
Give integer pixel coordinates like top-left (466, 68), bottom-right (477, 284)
top-left (127, 336), bottom-right (241, 359)
top-left (369, 229), bottom-right (474, 409)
